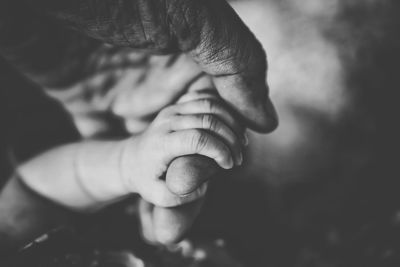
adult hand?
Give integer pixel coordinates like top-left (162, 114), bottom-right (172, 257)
top-left (32, 0), bottom-right (278, 132)
top-left (2, 0), bottom-right (277, 199)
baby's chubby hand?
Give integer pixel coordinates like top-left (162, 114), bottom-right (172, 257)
top-left (119, 96), bottom-right (246, 207)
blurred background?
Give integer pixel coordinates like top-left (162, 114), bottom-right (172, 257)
top-left (237, 0), bottom-right (400, 266)
top-left (3, 0), bottom-right (400, 266)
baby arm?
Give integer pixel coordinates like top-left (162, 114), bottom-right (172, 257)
top-left (18, 96), bottom-right (245, 211)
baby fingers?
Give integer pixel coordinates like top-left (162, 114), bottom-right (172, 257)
top-left (168, 114), bottom-right (242, 165)
top-left (173, 98), bottom-right (245, 142)
top-left (164, 129), bottom-right (234, 169)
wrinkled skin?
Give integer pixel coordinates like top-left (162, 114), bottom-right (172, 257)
top-left (0, 0), bottom-right (277, 244)
top-left (1, 0), bottom-right (277, 130)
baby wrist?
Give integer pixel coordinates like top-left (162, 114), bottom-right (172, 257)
top-left (75, 140), bottom-right (131, 204)
top-left (118, 138), bottom-right (140, 195)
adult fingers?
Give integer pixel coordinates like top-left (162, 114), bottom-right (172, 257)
top-left (138, 199), bottom-right (157, 244)
top-left (112, 55), bottom-right (203, 120)
top-left (152, 198), bottom-right (205, 244)
top-left (138, 198), bottom-right (204, 245)
top-left (166, 155), bottom-right (218, 196)
top-left (35, 0), bottom-right (278, 132)
top-left (178, 0), bottom-right (279, 132)
top-left (143, 180), bottom-right (208, 208)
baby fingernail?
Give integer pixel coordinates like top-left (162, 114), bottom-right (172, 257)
top-left (242, 133), bottom-right (249, 146)
top-left (227, 157), bottom-right (234, 169)
top-left (237, 152), bottom-right (243, 166)
top-left (198, 182), bottom-right (208, 196)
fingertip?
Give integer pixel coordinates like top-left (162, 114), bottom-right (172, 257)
top-left (166, 156), bottom-right (216, 196)
top-left (214, 75), bottom-right (278, 133)
top-left (155, 226), bottom-right (184, 245)
top-left (196, 182), bottom-right (208, 198)
top-left (242, 132), bottom-right (249, 146)
top-left (237, 152), bottom-right (243, 166)
top-left (220, 155), bottom-right (234, 169)
top-left (247, 97), bottom-right (279, 133)
top-left (153, 200), bottom-right (204, 245)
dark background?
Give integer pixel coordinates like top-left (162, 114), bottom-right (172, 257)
top-left (2, 0), bottom-right (400, 266)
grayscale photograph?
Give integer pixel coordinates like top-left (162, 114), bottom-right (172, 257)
top-left (0, 0), bottom-right (398, 266)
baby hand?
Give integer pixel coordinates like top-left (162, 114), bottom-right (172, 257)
top-left (120, 97), bottom-right (245, 207)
